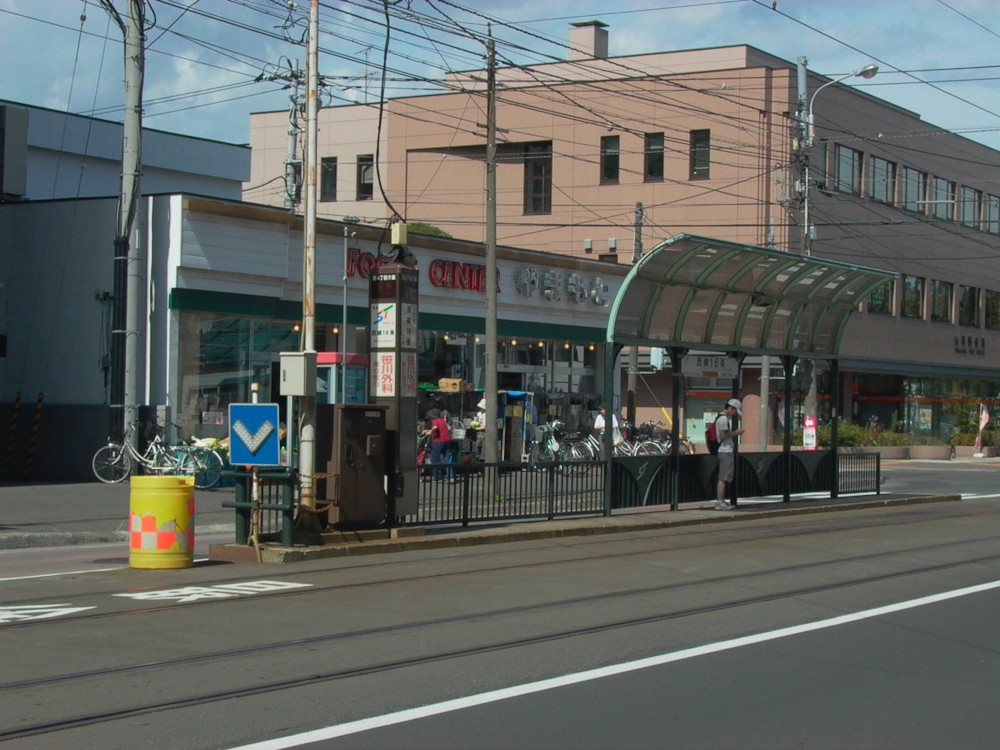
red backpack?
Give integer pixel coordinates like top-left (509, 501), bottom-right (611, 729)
top-left (705, 415), bottom-right (721, 455)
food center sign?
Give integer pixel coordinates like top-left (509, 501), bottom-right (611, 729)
top-left (681, 355), bottom-right (739, 379)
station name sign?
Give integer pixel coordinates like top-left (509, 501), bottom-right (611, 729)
top-left (681, 354), bottom-right (739, 379)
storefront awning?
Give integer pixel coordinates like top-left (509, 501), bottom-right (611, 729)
top-left (607, 234), bottom-right (897, 359)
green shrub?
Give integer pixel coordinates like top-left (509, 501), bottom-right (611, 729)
top-left (791, 418), bottom-right (915, 447)
top-left (950, 431), bottom-right (995, 447)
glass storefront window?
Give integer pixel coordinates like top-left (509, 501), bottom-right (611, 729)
top-left (177, 313), bottom-right (301, 440)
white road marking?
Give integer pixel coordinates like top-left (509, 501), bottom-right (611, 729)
top-left (0, 604), bottom-right (97, 623)
top-left (229, 579), bottom-right (1000, 749)
top-left (0, 557), bottom-right (213, 582)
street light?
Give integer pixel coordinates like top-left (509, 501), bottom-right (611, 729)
top-left (795, 60), bottom-right (878, 430)
top-left (801, 62), bottom-right (878, 255)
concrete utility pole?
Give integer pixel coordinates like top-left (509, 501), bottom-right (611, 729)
top-left (626, 202), bottom-right (643, 425)
top-left (298, 0), bottom-right (319, 512)
top-left (109, 0), bottom-right (144, 443)
top-left (795, 56), bottom-right (819, 424)
top-left (484, 35), bottom-right (499, 463)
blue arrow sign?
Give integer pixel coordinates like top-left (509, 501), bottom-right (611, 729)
top-left (228, 403), bottom-right (281, 467)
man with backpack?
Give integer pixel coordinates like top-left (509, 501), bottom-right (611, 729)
top-left (713, 398), bottom-right (744, 510)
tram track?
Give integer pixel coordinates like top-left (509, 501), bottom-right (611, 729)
top-left (1, 500), bottom-right (996, 621)
top-left (2, 545), bottom-right (1000, 742)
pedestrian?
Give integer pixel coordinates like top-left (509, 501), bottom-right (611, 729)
top-left (427, 409), bottom-right (455, 482)
top-left (593, 405), bottom-right (622, 455)
top-left (471, 398), bottom-right (488, 460)
top-left (715, 398), bottom-right (745, 510)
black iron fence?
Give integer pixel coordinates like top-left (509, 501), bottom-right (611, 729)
top-left (224, 451), bottom-right (881, 540)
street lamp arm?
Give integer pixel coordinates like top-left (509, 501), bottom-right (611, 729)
top-left (806, 64), bottom-right (878, 145)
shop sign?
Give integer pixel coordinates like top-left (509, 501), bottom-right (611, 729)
top-left (348, 248), bottom-right (614, 308)
top-left (371, 352), bottom-right (396, 397)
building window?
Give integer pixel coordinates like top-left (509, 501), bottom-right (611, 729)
top-left (600, 135), bottom-right (620, 183)
top-left (523, 142), bottom-right (552, 215)
top-left (901, 275), bottom-right (924, 319)
top-left (644, 132), bottom-right (664, 180)
top-left (959, 285), bottom-right (980, 327)
top-left (834, 145), bottom-right (862, 194)
top-left (930, 280), bottom-right (953, 323)
top-left (901, 166), bottom-right (926, 212)
top-left (987, 290), bottom-right (1000, 330)
top-left (868, 155), bottom-right (895, 204)
top-left (930, 177), bottom-right (955, 220)
top-left (868, 281), bottom-right (893, 315)
top-left (356, 154), bottom-right (374, 201)
top-left (689, 129), bottom-right (710, 179)
top-left (984, 195), bottom-right (1000, 235)
top-left (958, 186), bottom-right (981, 228)
top-left (320, 157), bottom-right (337, 202)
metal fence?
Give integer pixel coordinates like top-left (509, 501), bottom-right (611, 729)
top-left (222, 468), bottom-right (296, 547)
top-left (224, 451), bottom-right (881, 539)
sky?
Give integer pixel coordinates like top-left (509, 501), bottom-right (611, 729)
top-left (1, 0), bottom-right (999, 151)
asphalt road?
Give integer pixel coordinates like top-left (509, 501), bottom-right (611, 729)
top-left (1, 464), bottom-right (998, 749)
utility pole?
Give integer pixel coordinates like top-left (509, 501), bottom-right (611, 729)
top-left (796, 56), bottom-right (818, 422)
top-left (109, 0), bottom-right (144, 443)
top-left (298, 0), bottom-right (319, 513)
top-left (484, 34), bottom-right (499, 463)
top-left (626, 202), bottom-right (643, 425)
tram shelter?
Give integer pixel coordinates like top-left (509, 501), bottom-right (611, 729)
top-left (601, 234), bottom-right (898, 511)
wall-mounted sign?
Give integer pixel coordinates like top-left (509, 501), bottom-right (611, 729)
top-left (681, 355), bottom-right (739, 379)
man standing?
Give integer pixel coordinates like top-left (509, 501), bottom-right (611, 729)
top-left (594, 405), bottom-right (621, 455)
top-left (715, 398), bottom-right (744, 510)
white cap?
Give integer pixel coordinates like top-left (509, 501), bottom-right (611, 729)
top-left (727, 398), bottom-right (743, 416)
top-left (477, 399), bottom-right (486, 410)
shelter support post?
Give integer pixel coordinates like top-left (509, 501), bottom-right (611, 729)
top-left (830, 358), bottom-right (840, 498)
top-left (601, 343), bottom-right (621, 516)
top-left (781, 355), bottom-right (796, 503)
top-left (730, 352), bottom-right (743, 507)
top-left (668, 347), bottom-right (687, 511)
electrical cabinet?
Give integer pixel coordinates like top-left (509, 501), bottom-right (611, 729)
top-left (317, 404), bottom-right (387, 526)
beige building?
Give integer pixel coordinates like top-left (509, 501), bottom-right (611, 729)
top-left (245, 22), bottom-right (1000, 445)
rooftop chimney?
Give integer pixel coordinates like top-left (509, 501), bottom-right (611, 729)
top-left (568, 21), bottom-right (608, 61)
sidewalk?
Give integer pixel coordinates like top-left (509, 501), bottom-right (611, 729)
top-left (0, 481), bottom-right (236, 550)
top-left (0, 479), bottom-right (963, 559)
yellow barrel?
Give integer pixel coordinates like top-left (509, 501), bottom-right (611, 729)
top-left (129, 475), bottom-right (196, 569)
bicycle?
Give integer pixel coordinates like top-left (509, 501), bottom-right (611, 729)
top-left (534, 420), bottom-right (572, 473)
top-left (92, 421), bottom-right (223, 489)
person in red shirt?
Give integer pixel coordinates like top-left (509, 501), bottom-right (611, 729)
top-left (427, 409), bottom-right (455, 482)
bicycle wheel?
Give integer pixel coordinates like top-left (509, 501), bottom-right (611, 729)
top-left (92, 444), bottom-right (132, 483)
top-left (634, 440), bottom-right (664, 456)
top-left (189, 447), bottom-right (224, 489)
top-left (565, 442), bottom-right (593, 473)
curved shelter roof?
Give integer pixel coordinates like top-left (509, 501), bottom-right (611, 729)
top-left (607, 234), bottom-right (897, 359)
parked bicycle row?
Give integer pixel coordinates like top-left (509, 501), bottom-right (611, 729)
top-left (417, 417), bottom-right (695, 479)
top-left (91, 420), bottom-right (224, 489)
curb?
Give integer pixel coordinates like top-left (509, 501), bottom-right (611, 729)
top-left (209, 494), bottom-right (960, 564)
top-left (0, 524), bottom-right (236, 551)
